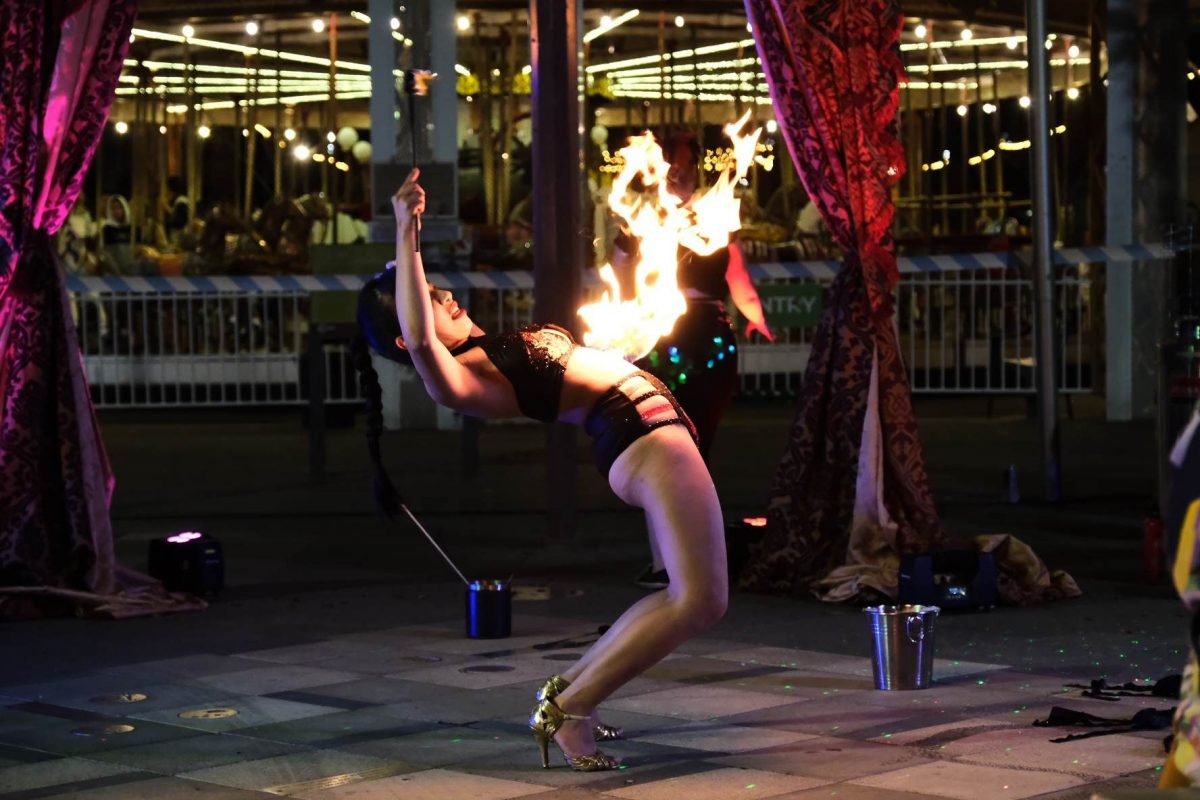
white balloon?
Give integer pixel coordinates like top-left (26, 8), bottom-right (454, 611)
top-left (336, 126), bottom-right (360, 150)
top-left (590, 125), bottom-right (608, 146)
top-left (351, 139), bottom-right (373, 164)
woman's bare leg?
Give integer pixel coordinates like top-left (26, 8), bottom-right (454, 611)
top-left (549, 428), bottom-right (727, 756)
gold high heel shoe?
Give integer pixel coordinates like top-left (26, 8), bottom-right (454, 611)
top-left (537, 675), bottom-right (624, 741)
top-left (529, 697), bottom-right (620, 771)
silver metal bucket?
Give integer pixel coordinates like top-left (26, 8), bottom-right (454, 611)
top-left (863, 604), bottom-right (939, 690)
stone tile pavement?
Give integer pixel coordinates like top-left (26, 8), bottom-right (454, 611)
top-left (0, 612), bottom-right (1168, 799)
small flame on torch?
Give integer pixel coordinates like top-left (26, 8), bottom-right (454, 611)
top-left (578, 111), bottom-right (762, 361)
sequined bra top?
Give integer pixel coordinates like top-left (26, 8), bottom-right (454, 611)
top-left (480, 324), bottom-right (577, 422)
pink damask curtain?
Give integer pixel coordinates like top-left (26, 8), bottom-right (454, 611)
top-left (737, 0), bottom-right (945, 599)
top-left (0, 0), bottom-right (202, 618)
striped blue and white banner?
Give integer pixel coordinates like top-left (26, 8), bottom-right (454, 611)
top-left (65, 243), bottom-right (1177, 294)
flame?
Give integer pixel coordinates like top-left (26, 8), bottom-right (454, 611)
top-left (578, 111), bottom-right (762, 361)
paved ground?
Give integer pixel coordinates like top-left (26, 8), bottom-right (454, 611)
top-left (0, 396), bottom-right (1189, 799)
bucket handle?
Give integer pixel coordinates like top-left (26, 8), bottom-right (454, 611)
top-left (905, 615), bottom-right (925, 643)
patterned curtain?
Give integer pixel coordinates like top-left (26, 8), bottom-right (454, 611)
top-left (0, 0), bottom-right (203, 618)
top-left (737, 0), bottom-right (944, 598)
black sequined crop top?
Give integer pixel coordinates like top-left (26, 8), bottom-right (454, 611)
top-left (481, 324), bottom-right (577, 422)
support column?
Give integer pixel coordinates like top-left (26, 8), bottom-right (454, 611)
top-left (369, 0), bottom-right (458, 246)
top-left (531, 0), bottom-right (583, 541)
top-left (1027, 0), bottom-right (1062, 500)
top-left (1105, 0), bottom-right (1136, 420)
top-left (368, 0), bottom-right (398, 167)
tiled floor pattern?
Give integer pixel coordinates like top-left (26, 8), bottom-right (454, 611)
top-left (0, 614), bottom-right (1167, 799)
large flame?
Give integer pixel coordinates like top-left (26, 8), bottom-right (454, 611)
top-left (578, 111), bottom-right (762, 361)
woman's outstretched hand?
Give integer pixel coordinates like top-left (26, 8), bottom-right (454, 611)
top-left (391, 169), bottom-right (426, 234)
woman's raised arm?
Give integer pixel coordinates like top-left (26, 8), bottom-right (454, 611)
top-left (391, 170), bottom-right (492, 411)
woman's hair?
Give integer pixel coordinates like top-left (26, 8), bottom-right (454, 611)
top-left (354, 268), bottom-right (408, 520)
top-left (351, 336), bottom-right (403, 520)
top-left (353, 267), bottom-right (481, 520)
top-left (357, 266), bottom-right (413, 367)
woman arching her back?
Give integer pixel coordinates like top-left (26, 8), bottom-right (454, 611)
top-left (353, 170), bottom-right (728, 772)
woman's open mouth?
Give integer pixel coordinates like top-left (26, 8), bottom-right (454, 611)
top-left (450, 303), bottom-right (465, 320)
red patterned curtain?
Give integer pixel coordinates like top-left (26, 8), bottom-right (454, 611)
top-left (738, 0), bottom-right (944, 599)
top-left (0, 0), bottom-right (202, 618)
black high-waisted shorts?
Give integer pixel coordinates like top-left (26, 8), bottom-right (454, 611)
top-left (584, 370), bottom-right (699, 478)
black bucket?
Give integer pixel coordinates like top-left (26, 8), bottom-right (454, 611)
top-left (465, 580), bottom-right (512, 639)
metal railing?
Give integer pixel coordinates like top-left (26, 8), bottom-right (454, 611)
top-left (70, 263), bottom-right (1093, 408)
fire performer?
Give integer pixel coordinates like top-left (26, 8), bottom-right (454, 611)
top-left (353, 170), bottom-right (727, 772)
top-left (613, 132), bottom-right (775, 589)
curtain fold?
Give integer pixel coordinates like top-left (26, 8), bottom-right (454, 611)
top-left (0, 0), bottom-right (204, 619)
top-left (738, 0), bottom-right (945, 597)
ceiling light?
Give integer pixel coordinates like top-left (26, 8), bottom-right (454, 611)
top-left (765, 119), bottom-right (778, 133)
top-left (960, 27), bottom-right (973, 41)
top-left (942, 148), bottom-right (950, 161)
top-left (456, 15), bottom-right (470, 31)
top-left (1007, 37), bottom-right (1019, 50)
top-left (294, 144), bottom-right (311, 160)
top-left (1066, 86), bottom-right (1080, 100)
top-left (1068, 44), bottom-right (1080, 58)
top-left (326, 131), bottom-right (336, 142)
top-left (284, 128), bottom-right (296, 141)
top-left (982, 102), bottom-right (996, 114)
top-left (1019, 95), bottom-right (1031, 108)
top-left (312, 19), bottom-right (325, 33)
top-left (914, 23), bottom-right (927, 39)
top-left (600, 15), bottom-right (611, 26)
top-left (197, 124), bottom-right (211, 138)
top-left (956, 104), bottom-right (967, 116)
top-left (114, 120), bottom-right (128, 134)
top-left (675, 15), bottom-right (685, 27)
top-left (158, 124), bottom-right (167, 134)
top-left (390, 17), bottom-right (400, 31)
top-left (245, 21), bottom-right (258, 36)
top-left (181, 24), bottom-right (195, 38)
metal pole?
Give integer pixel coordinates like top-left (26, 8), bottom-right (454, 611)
top-left (1026, 0), bottom-right (1061, 501)
top-left (530, 0), bottom-right (582, 540)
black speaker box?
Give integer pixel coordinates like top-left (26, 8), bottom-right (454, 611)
top-left (899, 549), bottom-right (997, 611)
top-left (148, 532), bottom-right (225, 596)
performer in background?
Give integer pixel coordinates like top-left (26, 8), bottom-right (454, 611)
top-left (613, 132), bottom-right (775, 589)
top-left (354, 171), bottom-right (728, 772)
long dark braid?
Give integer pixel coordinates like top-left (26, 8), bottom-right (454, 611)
top-left (351, 335), bottom-right (402, 520)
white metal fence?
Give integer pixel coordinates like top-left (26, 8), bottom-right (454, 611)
top-left (70, 263), bottom-right (1093, 409)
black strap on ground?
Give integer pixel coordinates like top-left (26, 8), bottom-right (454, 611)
top-left (1034, 705), bottom-right (1176, 743)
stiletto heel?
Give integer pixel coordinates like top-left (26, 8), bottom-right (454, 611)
top-left (528, 697), bottom-right (620, 772)
top-left (537, 675), bottom-right (624, 742)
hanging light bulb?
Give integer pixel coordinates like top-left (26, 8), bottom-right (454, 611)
top-left (766, 119), bottom-right (778, 133)
top-left (1007, 37), bottom-right (1019, 50)
top-left (956, 104), bottom-right (968, 117)
top-left (982, 102), bottom-right (997, 114)
top-left (245, 21), bottom-right (259, 36)
top-left (390, 17), bottom-right (400, 30)
top-left (198, 125), bottom-right (211, 139)
top-left (456, 15), bottom-right (470, 31)
top-left (312, 18), bottom-right (326, 33)
top-left (284, 128), bottom-right (296, 141)
top-left (674, 15), bottom-right (685, 27)
top-left (158, 125), bottom-right (167, 135)
top-left (114, 120), bottom-right (129, 135)
top-left (600, 15), bottom-right (612, 26)
top-left (294, 144), bottom-right (311, 160)
top-left (1068, 44), bottom-right (1080, 58)
top-left (914, 23), bottom-right (927, 39)
top-left (1019, 95), bottom-right (1031, 108)
top-left (181, 24), bottom-right (195, 38)
top-left (960, 27), bottom-right (973, 41)
top-left (1067, 86), bottom-right (1080, 100)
